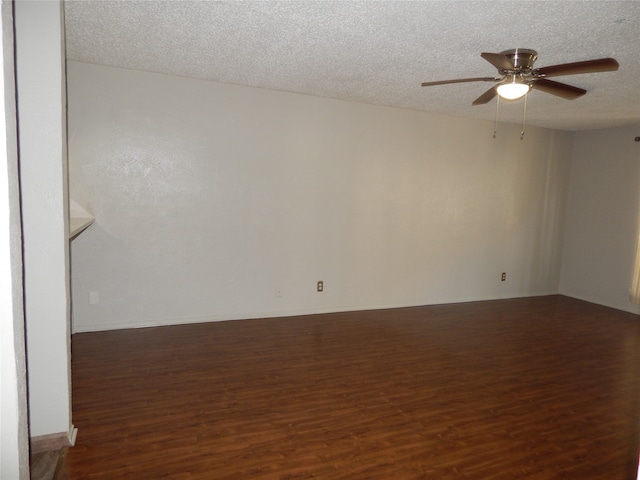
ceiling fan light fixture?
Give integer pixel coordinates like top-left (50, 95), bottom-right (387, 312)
top-left (497, 79), bottom-right (530, 100)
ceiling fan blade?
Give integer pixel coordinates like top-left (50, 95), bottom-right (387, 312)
top-left (472, 85), bottom-right (499, 105)
top-left (480, 52), bottom-right (514, 71)
top-left (536, 57), bottom-right (619, 77)
top-left (531, 78), bottom-right (586, 99)
top-left (421, 77), bottom-right (499, 87)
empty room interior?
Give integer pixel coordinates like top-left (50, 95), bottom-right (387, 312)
top-left (2, 1), bottom-right (640, 479)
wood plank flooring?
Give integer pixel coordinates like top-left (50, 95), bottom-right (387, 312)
top-left (30, 448), bottom-right (66, 480)
top-left (61, 296), bottom-right (640, 479)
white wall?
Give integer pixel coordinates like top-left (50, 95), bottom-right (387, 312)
top-left (15, 0), bottom-right (73, 438)
top-left (68, 61), bottom-right (574, 332)
top-left (560, 124), bottom-right (640, 314)
top-left (0, 1), bottom-right (29, 477)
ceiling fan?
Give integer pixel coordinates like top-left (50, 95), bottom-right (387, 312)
top-left (421, 49), bottom-right (619, 105)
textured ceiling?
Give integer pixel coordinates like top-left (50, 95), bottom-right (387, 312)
top-left (64, 0), bottom-right (640, 131)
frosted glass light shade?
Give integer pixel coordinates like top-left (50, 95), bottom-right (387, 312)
top-left (497, 82), bottom-right (530, 100)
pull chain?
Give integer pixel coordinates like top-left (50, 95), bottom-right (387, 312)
top-left (520, 93), bottom-right (528, 140)
top-left (493, 94), bottom-right (500, 138)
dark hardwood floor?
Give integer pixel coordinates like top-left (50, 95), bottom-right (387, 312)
top-left (61, 295), bottom-right (639, 479)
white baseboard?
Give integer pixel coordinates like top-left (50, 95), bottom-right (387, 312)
top-left (72, 292), bottom-right (555, 333)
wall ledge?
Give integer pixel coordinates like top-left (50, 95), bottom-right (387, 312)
top-left (69, 199), bottom-right (94, 239)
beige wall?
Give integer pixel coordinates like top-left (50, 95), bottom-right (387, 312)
top-left (0, 1), bottom-right (29, 477)
top-left (68, 61), bottom-right (574, 332)
top-left (560, 124), bottom-right (640, 314)
top-left (15, 0), bottom-right (73, 438)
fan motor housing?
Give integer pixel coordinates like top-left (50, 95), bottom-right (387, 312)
top-left (500, 48), bottom-right (538, 71)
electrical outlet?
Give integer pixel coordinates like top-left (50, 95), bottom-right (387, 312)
top-left (317, 280), bottom-right (323, 292)
top-left (501, 272), bottom-right (506, 282)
